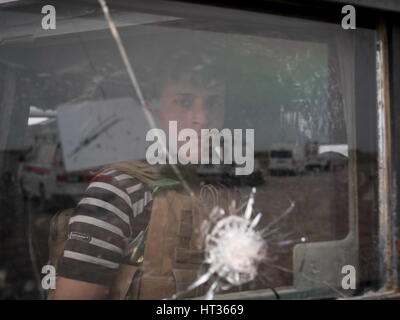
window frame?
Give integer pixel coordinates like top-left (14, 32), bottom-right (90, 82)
top-left (1, 0), bottom-right (399, 300)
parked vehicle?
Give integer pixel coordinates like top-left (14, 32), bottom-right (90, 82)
top-left (197, 159), bottom-right (265, 186)
top-left (268, 144), bottom-right (305, 175)
top-left (304, 141), bottom-right (329, 172)
top-left (317, 144), bottom-right (348, 171)
top-left (18, 123), bottom-right (97, 204)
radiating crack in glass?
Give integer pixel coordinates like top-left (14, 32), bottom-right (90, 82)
top-left (172, 187), bottom-right (348, 300)
top-left (171, 188), bottom-right (296, 300)
top-left (97, 0), bottom-right (194, 197)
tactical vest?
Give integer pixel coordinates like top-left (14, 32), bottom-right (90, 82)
top-left (110, 188), bottom-right (209, 300)
top-left (47, 171), bottom-right (239, 300)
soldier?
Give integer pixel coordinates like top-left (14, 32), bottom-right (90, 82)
top-left (51, 49), bottom-right (227, 300)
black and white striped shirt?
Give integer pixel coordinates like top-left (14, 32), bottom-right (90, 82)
top-left (58, 169), bottom-right (153, 286)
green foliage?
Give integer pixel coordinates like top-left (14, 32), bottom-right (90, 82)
top-left (148, 178), bottom-right (181, 193)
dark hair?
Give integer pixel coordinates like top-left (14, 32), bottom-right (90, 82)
top-left (141, 49), bottom-right (225, 101)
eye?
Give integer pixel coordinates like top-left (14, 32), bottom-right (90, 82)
top-left (175, 96), bottom-right (194, 108)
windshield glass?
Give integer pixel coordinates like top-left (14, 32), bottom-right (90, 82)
top-left (0, 0), bottom-right (380, 300)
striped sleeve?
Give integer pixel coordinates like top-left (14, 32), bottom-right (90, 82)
top-left (57, 169), bottom-right (151, 286)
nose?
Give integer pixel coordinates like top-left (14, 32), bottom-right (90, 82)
top-left (191, 98), bottom-right (209, 129)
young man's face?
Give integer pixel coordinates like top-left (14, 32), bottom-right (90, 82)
top-left (152, 77), bottom-right (225, 132)
top-left (150, 76), bottom-right (225, 161)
